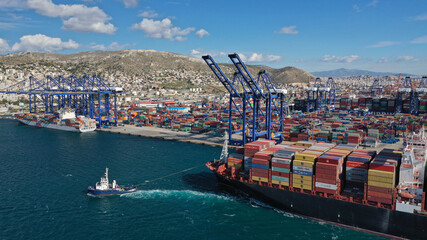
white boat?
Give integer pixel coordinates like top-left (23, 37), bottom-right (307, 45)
top-left (87, 168), bottom-right (137, 196)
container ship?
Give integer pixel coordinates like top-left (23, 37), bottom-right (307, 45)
top-left (207, 130), bottom-right (427, 239)
top-left (15, 109), bottom-right (96, 133)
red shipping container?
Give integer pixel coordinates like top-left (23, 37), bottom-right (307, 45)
top-left (368, 191), bottom-right (393, 199)
top-left (367, 186), bottom-right (394, 193)
top-left (346, 161), bottom-right (369, 169)
top-left (316, 162), bottom-right (339, 171)
top-left (317, 157), bottom-right (340, 165)
top-left (316, 168), bottom-right (338, 175)
top-left (254, 152), bottom-right (272, 161)
top-left (228, 157), bottom-right (243, 164)
top-left (244, 143), bottom-right (262, 151)
top-left (271, 162), bottom-right (290, 169)
top-left (252, 169), bottom-right (269, 178)
top-left (367, 195), bottom-right (392, 204)
top-left (315, 187), bottom-right (338, 195)
top-left (252, 158), bottom-right (270, 165)
top-left (271, 171), bottom-right (290, 178)
top-left (315, 177), bottom-right (337, 184)
top-left (369, 163), bottom-right (396, 172)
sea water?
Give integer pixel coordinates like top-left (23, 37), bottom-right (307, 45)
top-left (0, 119), bottom-right (385, 239)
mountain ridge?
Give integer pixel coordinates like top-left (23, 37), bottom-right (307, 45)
top-left (0, 50), bottom-right (315, 86)
top-left (311, 68), bottom-right (414, 77)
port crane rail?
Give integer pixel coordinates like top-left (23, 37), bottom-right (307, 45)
top-left (0, 75), bottom-right (123, 126)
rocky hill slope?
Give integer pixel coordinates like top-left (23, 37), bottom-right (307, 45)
top-left (0, 50), bottom-right (314, 90)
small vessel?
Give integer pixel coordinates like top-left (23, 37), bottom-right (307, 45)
top-left (87, 168), bottom-right (136, 196)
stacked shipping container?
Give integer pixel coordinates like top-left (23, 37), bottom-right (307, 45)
top-left (367, 149), bottom-right (401, 204)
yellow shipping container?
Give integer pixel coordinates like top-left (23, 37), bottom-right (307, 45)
top-left (368, 175), bottom-right (395, 184)
top-left (368, 169), bottom-right (395, 178)
top-left (292, 179), bottom-right (312, 185)
top-left (272, 179), bottom-right (290, 186)
top-left (293, 183), bottom-right (312, 190)
top-left (296, 141), bottom-right (315, 147)
top-left (293, 160), bottom-right (315, 167)
top-left (252, 176), bottom-right (269, 183)
top-left (227, 162), bottom-right (242, 168)
top-left (294, 154), bottom-right (317, 162)
top-left (330, 149), bottom-right (352, 154)
top-left (292, 174), bottom-right (313, 181)
top-left (368, 180), bottom-right (394, 189)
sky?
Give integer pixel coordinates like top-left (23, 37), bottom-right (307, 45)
top-left (0, 0), bottom-right (426, 74)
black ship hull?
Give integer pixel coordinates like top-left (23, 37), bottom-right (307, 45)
top-left (214, 172), bottom-right (427, 239)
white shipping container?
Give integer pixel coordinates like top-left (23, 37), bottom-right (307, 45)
top-left (293, 166), bottom-right (313, 172)
top-left (315, 182), bottom-right (338, 190)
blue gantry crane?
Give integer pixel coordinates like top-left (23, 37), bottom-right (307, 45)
top-left (318, 77), bottom-right (336, 111)
top-left (306, 77), bottom-right (321, 112)
top-left (396, 77), bottom-right (416, 114)
top-left (371, 79), bottom-right (383, 97)
top-left (203, 53), bottom-right (287, 145)
top-left (0, 75), bottom-right (123, 126)
top-left (413, 76), bottom-right (427, 115)
top-left (202, 55), bottom-right (250, 145)
top-left (257, 70), bottom-right (287, 142)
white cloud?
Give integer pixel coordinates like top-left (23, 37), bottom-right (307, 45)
top-left (377, 57), bottom-right (388, 63)
top-left (247, 53), bottom-right (282, 63)
top-left (0, 38), bottom-right (10, 53)
top-left (196, 29), bottom-right (209, 38)
top-left (278, 25), bottom-right (298, 34)
top-left (118, 0), bottom-right (138, 8)
top-left (321, 55), bottom-right (361, 63)
top-left (189, 48), bottom-right (226, 58)
top-left (366, 41), bottom-right (400, 48)
top-left (27, 0), bottom-right (116, 34)
top-left (410, 35), bottom-right (427, 44)
top-left (412, 13), bottom-right (427, 21)
top-left (396, 56), bottom-right (418, 62)
top-left (0, 0), bottom-right (26, 8)
top-left (132, 18), bottom-right (194, 41)
top-left (139, 10), bottom-right (158, 18)
top-left (367, 0), bottom-right (379, 7)
top-left (91, 42), bottom-right (129, 51)
top-left (11, 34), bottom-right (79, 52)
top-left (353, 4), bottom-right (360, 13)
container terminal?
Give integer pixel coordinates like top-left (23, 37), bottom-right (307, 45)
top-left (0, 53), bottom-right (426, 238)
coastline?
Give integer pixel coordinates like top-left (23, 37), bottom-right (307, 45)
top-left (97, 125), bottom-right (227, 147)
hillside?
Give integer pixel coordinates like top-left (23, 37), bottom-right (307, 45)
top-left (0, 50), bottom-right (314, 91)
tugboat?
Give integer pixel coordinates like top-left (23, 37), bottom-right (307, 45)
top-left (87, 168), bottom-right (137, 196)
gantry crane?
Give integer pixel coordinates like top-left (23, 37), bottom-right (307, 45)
top-left (0, 75), bottom-right (123, 126)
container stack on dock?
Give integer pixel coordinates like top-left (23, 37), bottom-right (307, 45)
top-left (367, 149), bottom-right (402, 205)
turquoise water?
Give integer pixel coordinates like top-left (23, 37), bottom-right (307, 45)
top-left (0, 119), bottom-right (385, 239)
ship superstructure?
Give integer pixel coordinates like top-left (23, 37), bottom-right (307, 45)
top-left (396, 128), bottom-right (426, 213)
